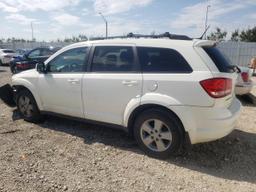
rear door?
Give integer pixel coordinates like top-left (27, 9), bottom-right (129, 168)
top-left (82, 45), bottom-right (142, 125)
top-left (137, 46), bottom-right (214, 107)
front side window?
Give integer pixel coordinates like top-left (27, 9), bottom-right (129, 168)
top-left (40, 48), bottom-right (52, 56)
top-left (91, 46), bottom-right (137, 72)
top-left (137, 47), bottom-right (192, 73)
top-left (28, 49), bottom-right (40, 58)
top-left (47, 47), bottom-right (88, 73)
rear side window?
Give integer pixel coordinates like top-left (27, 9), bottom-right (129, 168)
top-left (3, 50), bottom-right (14, 53)
top-left (203, 47), bottom-right (233, 73)
top-left (91, 46), bottom-right (138, 72)
top-left (137, 47), bottom-right (192, 73)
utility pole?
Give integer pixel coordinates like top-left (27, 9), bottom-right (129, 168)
top-left (204, 5), bottom-right (211, 39)
top-left (31, 21), bottom-right (34, 41)
top-left (99, 12), bottom-right (108, 39)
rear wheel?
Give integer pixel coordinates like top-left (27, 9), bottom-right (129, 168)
top-left (134, 109), bottom-right (184, 159)
top-left (17, 89), bottom-right (41, 123)
top-left (0, 59), bottom-right (3, 66)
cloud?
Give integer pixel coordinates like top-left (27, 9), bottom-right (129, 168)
top-left (81, 8), bottom-right (91, 16)
top-left (93, 0), bottom-right (154, 15)
top-left (247, 13), bottom-right (256, 19)
top-left (6, 13), bottom-right (36, 25)
top-left (0, 2), bottom-right (18, 12)
top-left (170, 0), bottom-right (247, 30)
top-left (53, 13), bottom-right (80, 26)
top-left (0, 0), bottom-right (80, 12)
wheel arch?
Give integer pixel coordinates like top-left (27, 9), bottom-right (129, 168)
top-left (127, 104), bottom-right (186, 137)
top-left (13, 82), bottom-right (43, 110)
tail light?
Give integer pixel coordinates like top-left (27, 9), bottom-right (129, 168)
top-left (200, 78), bottom-right (232, 98)
top-left (17, 63), bottom-right (30, 69)
top-left (241, 72), bottom-right (249, 82)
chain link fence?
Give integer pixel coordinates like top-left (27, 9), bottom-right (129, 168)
top-left (0, 42), bottom-right (70, 50)
top-left (218, 41), bottom-right (256, 67)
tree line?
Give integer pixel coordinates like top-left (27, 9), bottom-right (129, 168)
top-left (1, 26), bottom-right (256, 43)
top-left (207, 26), bottom-right (256, 42)
top-left (0, 34), bottom-right (89, 44)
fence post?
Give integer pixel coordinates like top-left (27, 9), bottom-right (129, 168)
top-left (237, 41), bottom-right (241, 66)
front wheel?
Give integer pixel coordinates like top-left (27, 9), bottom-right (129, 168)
top-left (11, 66), bottom-right (18, 74)
top-left (16, 89), bottom-right (41, 123)
top-left (134, 109), bottom-right (184, 159)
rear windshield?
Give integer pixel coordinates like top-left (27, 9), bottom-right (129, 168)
top-left (203, 47), bottom-right (234, 73)
top-left (3, 50), bottom-right (14, 53)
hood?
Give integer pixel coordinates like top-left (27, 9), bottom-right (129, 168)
top-left (12, 68), bottom-right (37, 78)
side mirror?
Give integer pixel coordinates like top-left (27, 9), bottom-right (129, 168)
top-left (36, 62), bottom-right (47, 74)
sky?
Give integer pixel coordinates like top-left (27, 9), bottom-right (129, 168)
top-left (0, 0), bottom-right (255, 41)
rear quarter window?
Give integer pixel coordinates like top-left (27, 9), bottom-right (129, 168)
top-left (137, 47), bottom-right (192, 73)
top-left (203, 47), bottom-right (234, 73)
top-left (3, 50), bottom-right (14, 53)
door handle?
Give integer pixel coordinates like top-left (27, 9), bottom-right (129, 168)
top-left (67, 79), bottom-right (80, 84)
top-left (122, 80), bottom-right (138, 86)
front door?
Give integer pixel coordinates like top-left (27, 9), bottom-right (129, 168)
top-left (38, 46), bottom-right (89, 118)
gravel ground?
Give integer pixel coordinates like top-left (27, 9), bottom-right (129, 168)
top-left (0, 66), bottom-right (256, 192)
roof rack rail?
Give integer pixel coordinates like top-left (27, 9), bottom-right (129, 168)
top-left (90, 32), bottom-right (192, 41)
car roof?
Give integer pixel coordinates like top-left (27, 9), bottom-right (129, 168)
top-left (64, 38), bottom-right (215, 50)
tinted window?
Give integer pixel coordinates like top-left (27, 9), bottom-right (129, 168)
top-left (137, 47), bottom-right (192, 73)
top-left (40, 48), bottom-right (52, 56)
top-left (92, 46), bottom-right (137, 72)
top-left (28, 49), bottom-right (40, 58)
top-left (203, 47), bottom-right (233, 73)
top-left (3, 50), bottom-right (14, 53)
top-left (47, 47), bottom-right (88, 73)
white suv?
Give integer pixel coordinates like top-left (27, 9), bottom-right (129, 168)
top-left (11, 38), bottom-right (241, 158)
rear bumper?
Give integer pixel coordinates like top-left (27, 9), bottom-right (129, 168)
top-left (178, 98), bottom-right (242, 144)
top-left (2, 57), bottom-right (12, 64)
top-left (235, 82), bottom-right (254, 95)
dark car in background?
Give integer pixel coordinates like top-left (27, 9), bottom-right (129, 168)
top-left (10, 47), bottom-right (61, 74)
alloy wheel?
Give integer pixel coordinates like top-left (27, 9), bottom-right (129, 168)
top-left (18, 95), bottom-right (34, 118)
top-left (140, 119), bottom-right (173, 152)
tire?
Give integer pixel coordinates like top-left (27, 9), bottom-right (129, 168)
top-left (16, 89), bottom-right (41, 123)
top-left (11, 65), bottom-right (17, 74)
top-left (133, 108), bottom-right (184, 159)
top-left (0, 59), bottom-right (2, 66)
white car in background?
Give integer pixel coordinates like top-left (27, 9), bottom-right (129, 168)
top-left (235, 66), bottom-right (254, 95)
top-left (0, 49), bottom-right (16, 66)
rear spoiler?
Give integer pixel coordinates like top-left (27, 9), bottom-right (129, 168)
top-left (193, 40), bottom-right (217, 47)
